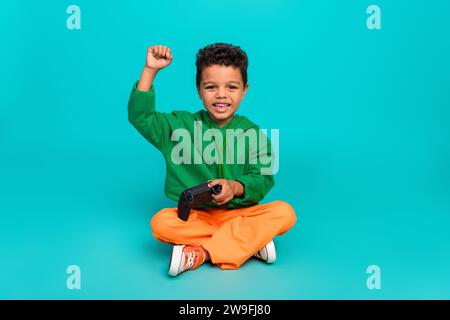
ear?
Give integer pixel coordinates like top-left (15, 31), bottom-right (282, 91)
top-left (241, 83), bottom-right (249, 99)
top-left (197, 87), bottom-right (203, 100)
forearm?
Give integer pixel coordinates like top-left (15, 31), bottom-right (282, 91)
top-left (137, 66), bottom-right (158, 91)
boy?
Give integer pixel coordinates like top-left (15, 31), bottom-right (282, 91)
top-left (128, 43), bottom-right (297, 277)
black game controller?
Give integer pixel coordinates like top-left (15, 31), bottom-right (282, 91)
top-left (177, 182), bottom-right (222, 221)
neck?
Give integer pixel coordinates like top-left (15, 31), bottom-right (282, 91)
top-left (207, 112), bottom-right (234, 128)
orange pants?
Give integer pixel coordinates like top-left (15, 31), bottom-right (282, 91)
top-left (150, 200), bottom-right (297, 270)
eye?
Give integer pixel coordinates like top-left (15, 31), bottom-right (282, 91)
top-left (229, 86), bottom-right (238, 89)
top-left (205, 85), bottom-right (215, 89)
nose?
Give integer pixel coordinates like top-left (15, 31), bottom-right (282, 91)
top-left (216, 88), bottom-right (227, 99)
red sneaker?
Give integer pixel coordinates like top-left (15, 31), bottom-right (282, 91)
top-left (254, 240), bottom-right (276, 264)
top-left (169, 245), bottom-right (207, 277)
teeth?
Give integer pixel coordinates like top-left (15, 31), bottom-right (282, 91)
top-left (213, 103), bottom-right (230, 107)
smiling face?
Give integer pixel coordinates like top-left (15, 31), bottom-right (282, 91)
top-left (197, 64), bottom-right (249, 127)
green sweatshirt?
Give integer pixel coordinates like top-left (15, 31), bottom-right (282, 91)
top-left (127, 81), bottom-right (275, 209)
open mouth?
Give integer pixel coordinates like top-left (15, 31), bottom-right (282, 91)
top-left (212, 103), bottom-right (231, 113)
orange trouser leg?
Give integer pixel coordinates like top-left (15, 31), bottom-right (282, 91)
top-left (150, 200), bottom-right (297, 270)
top-left (202, 201), bottom-right (297, 270)
top-left (150, 207), bottom-right (219, 246)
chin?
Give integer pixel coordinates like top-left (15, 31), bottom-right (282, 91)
top-left (214, 112), bottom-right (231, 119)
top-left (214, 112), bottom-right (234, 121)
top-left (208, 109), bottom-right (232, 119)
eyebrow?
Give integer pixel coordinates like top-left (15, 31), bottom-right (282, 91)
top-left (203, 81), bottom-right (241, 85)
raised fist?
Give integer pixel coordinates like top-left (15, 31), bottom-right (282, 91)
top-left (145, 45), bottom-right (173, 70)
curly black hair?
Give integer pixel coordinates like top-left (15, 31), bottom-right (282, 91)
top-left (196, 43), bottom-right (248, 89)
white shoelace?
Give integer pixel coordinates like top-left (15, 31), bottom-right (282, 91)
top-left (185, 251), bottom-right (196, 270)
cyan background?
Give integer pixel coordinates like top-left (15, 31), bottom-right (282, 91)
top-left (1, 0), bottom-right (449, 299)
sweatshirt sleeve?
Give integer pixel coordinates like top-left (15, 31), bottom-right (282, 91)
top-left (228, 133), bottom-right (276, 208)
top-left (128, 81), bottom-right (174, 153)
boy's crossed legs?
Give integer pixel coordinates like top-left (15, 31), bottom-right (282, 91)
top-left (150, 201), bottom-right (297, 276)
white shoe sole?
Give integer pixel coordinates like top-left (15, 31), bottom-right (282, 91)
top-left (265, 240), bottom-right (276, 264)
top-left (168, 245), bottom-right (185, 277)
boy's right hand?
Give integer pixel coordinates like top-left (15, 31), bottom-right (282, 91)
top-left (146, 45), bottom-right (173, 71)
